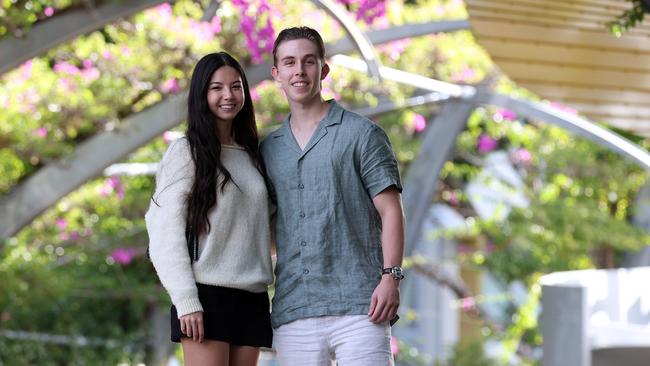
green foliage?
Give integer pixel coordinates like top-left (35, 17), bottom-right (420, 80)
top-left (439, 339), bottom-right (500, 366)
top-left (2, 0), bottom-right (650, 364)
top-left (0, 1), bottom-right (76, 38)
top-left (607, 0), bottom-right (649, 37)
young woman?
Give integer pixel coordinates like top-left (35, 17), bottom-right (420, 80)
top-left (145, 52), bottom-right (273, 366)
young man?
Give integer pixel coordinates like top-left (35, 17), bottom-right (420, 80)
top-left (260, 26), bottom-right (405, 366)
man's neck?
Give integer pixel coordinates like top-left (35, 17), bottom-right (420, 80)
top-left (288, 96), bottom-right (330, 128)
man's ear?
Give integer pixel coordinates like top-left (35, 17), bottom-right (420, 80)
top-left (320, 63), bottom-right (330, 80)
top-left (271, 66), bottom-right (279, 80)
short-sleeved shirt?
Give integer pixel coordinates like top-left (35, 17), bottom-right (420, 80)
top-left (260, 100), bottom-right (402, 328)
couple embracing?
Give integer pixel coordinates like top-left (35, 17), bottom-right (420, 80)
top-left (145, 26), bottom-right (405, 366)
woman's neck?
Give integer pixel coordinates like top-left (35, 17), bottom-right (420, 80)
top-left (216, 119), bottom-right (234, 146)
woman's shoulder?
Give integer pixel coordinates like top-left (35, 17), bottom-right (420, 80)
top-left (163, 137), bottom-right (192, 160)
top-left (158, 137), bottom-right (194, 175)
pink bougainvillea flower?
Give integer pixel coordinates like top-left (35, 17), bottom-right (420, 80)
top-left (390, 336), bottom-right (399, 355)
top-left (99, 176), bottom-right (125, 200)
top-left (56, 218), bottom-right (67, 230)
top-left (20, 60), bottom-right (33, 79)
top-left (44, 6), bottom-right (54, 17)
top-left (160, 78), bottom-right (180, 94)
top-left (53, 61), bottom-right (80, 75)
top-left (451, 66), bottom-right (476, 83)
top-left (514, 148), bottom-right (532, 165)
top-left (110, 248), bottom-right (138, 265)
top-left (155, 2), bottom-right (172, 19)
top-left (250, 88), bottom-right (260, 102)
top-left (412, 113), bottom-right (426, 133)
top-left (495, 108), bottom-right (517, 121)
top-left (34, 127), bottom-right (48, 138)
top-left (461, 297), bottom-right (476, 311)
top-left (477, 134), bottom-right (498, 154)
top-left (102, 50), bottom-right (114, 60)
top-left (81, 67), bottom-right (100, 82)
top-left (211, 15), bottom-right (222, 33)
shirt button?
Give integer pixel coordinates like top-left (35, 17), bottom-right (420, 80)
top-left (300, 241), bottom-right (307, 246)
top-left (299, 211), bottom-right (305, 218)
top-left (303, 269), bottom-right (309, 275)
top-left (298, 183), bottom-right (304, 189)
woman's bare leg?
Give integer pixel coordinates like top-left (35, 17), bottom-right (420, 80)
top-left (229, 345), bottom-right (260, 366)
top-left (181, 339), bottom-right (229, 366)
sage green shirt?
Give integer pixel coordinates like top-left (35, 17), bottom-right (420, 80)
top-left (260, 100), bottom-right (402, 328)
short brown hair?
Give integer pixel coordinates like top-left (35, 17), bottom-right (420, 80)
top-left (272, 26), bottom-right (325, 65)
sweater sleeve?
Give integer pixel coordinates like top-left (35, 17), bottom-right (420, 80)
top-left (145, 138), bottom-right (203, 317)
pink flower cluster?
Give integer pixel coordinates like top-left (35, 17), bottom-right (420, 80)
top-left (451, 66), bottom-right (476, 83)
top-left (54, 218), bottom-right (92, 241)
top-left (477, 134), bottom-right (498, 154)
top-left (411, 113), bottom-right (426, 133)
top-left (110, 247), bottom-right (138, 265)
top-left (232, 0), bottom-right (275, 63)
top-left (494, 108), bottom-right (517, 122)
top-left (53, 60), bottom-right (100, 83)
top-left (160, 78), bottom-right (180, 94)
top-left (336, 0), bottom-right (387, 25)
top-left (148, 4), bottom-right (221, 43)
top-left (99, 176), bottom-right (125, 200)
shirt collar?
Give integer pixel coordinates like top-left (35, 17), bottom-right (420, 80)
top-left (271, 99), bottom-right (343, 138)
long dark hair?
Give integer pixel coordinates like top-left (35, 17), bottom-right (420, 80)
top-left (186, 52), bottom-right (261, 237)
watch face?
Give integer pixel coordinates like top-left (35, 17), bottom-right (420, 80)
top-left (392, 267), bottom-right (403, 278)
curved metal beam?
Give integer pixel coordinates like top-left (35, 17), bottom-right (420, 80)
top-left (480, 93), bottom-right (650, 170)
top-left (325, 20), bottom-right (470, 56)
top-left (402, 100), bottom-right (478, 256)
top-left (329, 54), bottom-right (474, 98)
top-left (0, 0), bottom-right (167, 75)
top-left (0, 21), bottom-right (448, 238)
top-left (311, 0), bottom-right (382, 80)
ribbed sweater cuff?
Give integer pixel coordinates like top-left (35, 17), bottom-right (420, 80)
top-left (175, 297), bottom-right (203, 318)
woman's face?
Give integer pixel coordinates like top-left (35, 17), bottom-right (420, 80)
top-left (206, 65), bottom-right (245, 124)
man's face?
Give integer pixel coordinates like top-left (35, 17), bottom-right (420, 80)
top-left (272, 39), bottom-right (329, 105)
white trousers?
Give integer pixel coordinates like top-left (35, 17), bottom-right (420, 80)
top-left (273, 315), bottom-right (394, 366)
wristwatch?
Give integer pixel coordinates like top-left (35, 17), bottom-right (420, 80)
top-left (382, 266), bottom-right (404, 280)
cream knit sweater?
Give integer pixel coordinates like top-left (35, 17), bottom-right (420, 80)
top-left (145, 138), bottom-right (273, 318)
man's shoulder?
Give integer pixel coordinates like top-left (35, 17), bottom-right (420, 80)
top-left (260, 126), bottom-right (284, 150)
top-left (338, 106), bottom-right (377, 135)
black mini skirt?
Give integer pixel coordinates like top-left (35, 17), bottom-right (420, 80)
top-left (170, 283), bottom-right (272, 348)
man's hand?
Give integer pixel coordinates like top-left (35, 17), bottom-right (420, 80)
top-left (368, 276), bottom-right (400, 324)
top-left (180, 311), bottom-right (204, 343)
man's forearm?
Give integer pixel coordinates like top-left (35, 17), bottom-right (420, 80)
top-left (373, 189), bottom-right (405, 268)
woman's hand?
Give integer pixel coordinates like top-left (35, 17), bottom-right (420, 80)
top-left (180, 311), bottom-right (204, 343)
